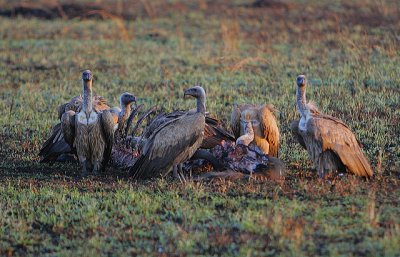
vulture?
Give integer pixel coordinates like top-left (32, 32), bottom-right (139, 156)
top-left (291, 74), bottom-right (373, 178)
top-left (39, 93), bottom-right (109, 163)
top-left (108, 92), bottom-right (137, 139)
top-left (141, 110), bottom-right (234, 150)
top-left (39, 92), bottom-right (136, 163)
top-left (230, 103), bottom-right (280, 157)
top-left (130, 86), bottom-right (207, 179)
top-left (61, 70), bottom-right (116, 174)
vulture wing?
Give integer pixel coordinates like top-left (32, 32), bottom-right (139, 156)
top-left (130, 113), bottom-right (204, 179)
top-left (290, 120), bottom-right (307, 149)
top-left (99, 110), bottom-right (116, 170)
top-left (258, 104), bottom-right (280, 157)
top-left (39, 123), bottom-right (72, 162)
top-left (93, 95), bottom-right (110, 112)
top-left (230, 106), bottom-right (242, 139)
top-left (202, 116), bottom-right (235, 149)
top-left (61, 110), bottom-right (76, 150)
top-left (310, 114), bottom-right (373, 177)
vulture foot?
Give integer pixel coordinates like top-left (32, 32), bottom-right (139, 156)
top-left (173, 164), bottom-right (187, 183)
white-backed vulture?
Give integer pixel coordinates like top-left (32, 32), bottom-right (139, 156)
top-left (108, 92), bottom-right (136, 139)
top-left (61, 70), bottom-right (116, 174)
top-left (39, 93), bottom-right (135, 163)
top-left (129, 86), bottom-right (206, 179)
top-left (141, 110), bottom-right (234, 150)
top-left (39, 93), bottom-right (109, 163)
top-left (230, 103), bottom-right (280, 157)
top-left (291, 74), bottom-right (373, 178)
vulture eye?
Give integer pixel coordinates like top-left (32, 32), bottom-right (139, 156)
top-left (251, 120), bottom-right (260, 126)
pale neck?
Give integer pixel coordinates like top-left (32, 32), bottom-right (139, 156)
top-left (196, 95), bottom-right (206, 115)
top-left (118, 103), bottom-right (131, 124)
top-left (82, 80), bottom-right (93, 114)
top-left (296, 85), bottom-right (308, 117)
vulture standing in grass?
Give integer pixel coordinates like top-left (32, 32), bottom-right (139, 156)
top-left (39, 91), bottom-right (109, 163)
top-left (291, 74), bottom-right (373, 178)
top-left (39, 92), bottom-right (136, 163)
top-left (61, 70), bottom-right (116, 174)
top-left (230, 103), bottom-right (280, 157)
top-left (130, 86), bottom-right (206, 179)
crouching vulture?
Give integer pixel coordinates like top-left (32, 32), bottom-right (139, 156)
top-left (230, 103), bottom-right (280, 157)
top-left (130, 86), bottom-right (207, 179)
top-left (61, 70), bottom-right (117, 174)
top-left (291, 75), bottom-right (373, 178)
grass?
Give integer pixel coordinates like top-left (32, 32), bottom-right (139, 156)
top-left (0, 0), bottom-right (399, 255)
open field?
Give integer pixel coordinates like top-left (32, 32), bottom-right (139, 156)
top-left (0, 0), bottom-right (399, 255)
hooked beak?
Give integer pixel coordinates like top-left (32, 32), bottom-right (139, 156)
top-left (183, 89), bottom-right (192, 98)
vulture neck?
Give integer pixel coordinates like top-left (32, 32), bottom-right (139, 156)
top-left (196, 95), bottom-right (206, 115)
top-left (118, 103), bottom-right (131, 126)
top-left (296, 85), bottom-right (308, 118)
top-left (82, 80), bottom-right (93, 116)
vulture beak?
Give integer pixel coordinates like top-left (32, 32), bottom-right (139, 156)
top-left (129, 95), bottom-right (136, 103)
top-left (184, 89), bottom-right (194, 98)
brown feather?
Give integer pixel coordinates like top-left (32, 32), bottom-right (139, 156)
top-left (230, 104), bottom-right (280, 157)
top-left (130, 112), bottom-right (205, 179)
top-left (39, 95), bottom-right (110, 163)
top-left (312, 114), bottom-right (373, 177)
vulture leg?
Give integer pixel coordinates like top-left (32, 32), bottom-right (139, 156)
top-left (93, 161), bottom-right (101, 174)
top-left (79, 158), bottom-right (89, 176)
top-left (173, 165), bottom-right (186, 183)
top-left (318, 150), bottom-right (346, 178)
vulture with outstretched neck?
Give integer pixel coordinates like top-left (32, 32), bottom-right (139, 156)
top-left (39, 92), bottom-right (135, 163)
top-left (39, 89), bottom-right (109, 163)
top-left (61, 70), bottom-right (116, 174)
top-left (231, 103), bottom-right (280, 157)
top-left (130, 86), bottom-right (206, 179)
top-left (291, 75), bottom-right (373, 178)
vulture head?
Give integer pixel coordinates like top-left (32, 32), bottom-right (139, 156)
top-left (184, 86), bottom-right (206, 99)
top-left (82, 70), bottom-right (93, 81)
top-left (296, 75), bottom-right (306, 87)
top-left (120, 92), bottom-right (136, 107)
top-left (82, 70), bottom-right (93, 90)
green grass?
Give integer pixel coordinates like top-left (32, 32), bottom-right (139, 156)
top-left (0, 0), bottom-right (399, 255)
